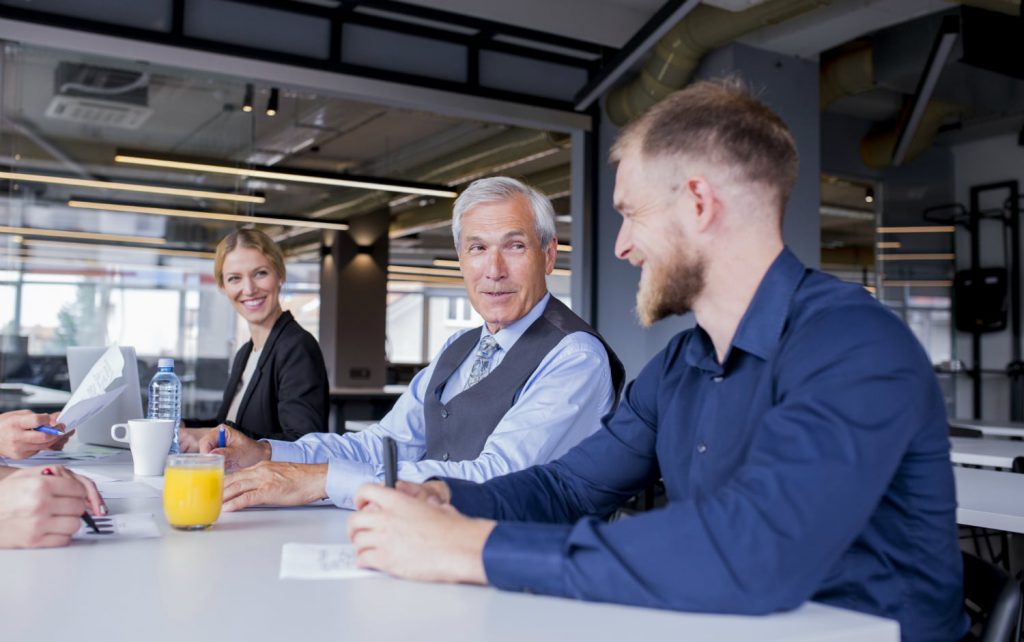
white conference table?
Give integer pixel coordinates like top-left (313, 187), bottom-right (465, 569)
top-left (950, 436), bottom-right (1024, 468)
top-left (0, 459), bottom-right (899, 642)
top-left (954, 466), bottom-right (1024, 534)
top-left (949, 417), bottom-right (1024, 439)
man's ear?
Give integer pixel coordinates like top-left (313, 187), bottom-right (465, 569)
top-left (687, 176), bottom-right (718, 232)
top-left (544, 238), bottom-right (557, 274)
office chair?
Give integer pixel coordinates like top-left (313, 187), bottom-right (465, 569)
top-left (961, 551), bottom-right (1022, 642)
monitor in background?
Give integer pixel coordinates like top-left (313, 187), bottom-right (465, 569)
top-left (66, 346), bottom-right (144, 449)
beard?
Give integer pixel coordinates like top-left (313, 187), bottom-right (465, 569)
top-left (635, 248), bottom-right (706, 327)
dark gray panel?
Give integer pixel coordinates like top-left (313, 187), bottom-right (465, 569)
top-left (185, 0), bottom-right (330, 60)
top-left (341, 24), bottom-right (466, 83)
top-left (0, 0), bottom-right (172, 31)
top-left (479, 51), bottom-right (587, 101)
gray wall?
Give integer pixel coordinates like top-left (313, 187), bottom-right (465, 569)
top-left (593, 43), bottom-right (821, 379)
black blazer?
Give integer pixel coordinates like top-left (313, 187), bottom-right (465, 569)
top-left (189, 311), bottom-right (329, 441)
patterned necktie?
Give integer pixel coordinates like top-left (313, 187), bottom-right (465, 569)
top-left (464, 335), bottom-right (500, 390)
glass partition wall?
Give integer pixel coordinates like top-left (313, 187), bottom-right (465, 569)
top-left (0, 40), bottom-right (574, 414)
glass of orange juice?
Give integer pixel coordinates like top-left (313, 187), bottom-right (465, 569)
top-left (163, 454), bottom-right (224, 530)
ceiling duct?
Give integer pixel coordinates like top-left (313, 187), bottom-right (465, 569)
top-left (821, 40), bottom-right (964, 168)
top-left (45, 63), bottom-right (153, 130)
top-left (605, 0), bottom-right (828, 126)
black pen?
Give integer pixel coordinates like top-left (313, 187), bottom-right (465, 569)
top-left (383, 436), bottom-right (398, 488)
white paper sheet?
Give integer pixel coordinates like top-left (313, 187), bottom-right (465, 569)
top-left (15, 448), bottom-right (130, 465)
top-left (67, 468), bottom-right (120, 482)
top-left (279, 543), bottom-right (380, 580)
top-left (61, 345), bottom-right (124, 413)
top-left (54, 344), bottom-right (128, 433)
top-left (74, 512), bottom-right (161, 540)
top-left (94, 481), bottom-right (162, 499)
top-left (56, 383), bottom-right (127, 433)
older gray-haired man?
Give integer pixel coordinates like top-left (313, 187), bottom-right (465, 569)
top-left (199, 176), bottom-right (625, 510)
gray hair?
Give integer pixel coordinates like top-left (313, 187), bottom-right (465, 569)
top-left (451, 177), bottom-right (557, 251)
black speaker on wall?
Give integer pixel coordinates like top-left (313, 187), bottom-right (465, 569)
top-left (954, 267), bottom-right (1008, 333)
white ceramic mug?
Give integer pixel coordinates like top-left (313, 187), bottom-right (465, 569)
top-left (111, 419), bottom-right (176, 476)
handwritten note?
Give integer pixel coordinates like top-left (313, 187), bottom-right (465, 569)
top-left (279, 543), bottom-right (380, 580)
top-left (61, 345), bottom-right (124, 415)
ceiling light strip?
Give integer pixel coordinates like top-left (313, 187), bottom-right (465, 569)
top-left (881, 280), bottom-right (954, 287)
top-left (877, 253), bottom-right (955, 261)
top-left (68, 201), bottom-right (350, 231)
top-left (21, 238), bottom-right (215, 259)
top-left (429, 258), bottom-right (570, 276)
top-left (0, 171), bottom-right (264, 204)
top-left (877, 226), bottom-right (955, 234)
top-left (114, 155), bottom-right (458, 199)
top-left (390, 265), bottom-right (462, 278)
top-left (0, 225), bottom-right (166, 245)
top-left (0, 250), bottom-right (205, 275)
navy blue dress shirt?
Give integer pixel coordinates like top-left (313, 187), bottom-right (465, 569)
top-left (445, 248), bottom-right (967, 642)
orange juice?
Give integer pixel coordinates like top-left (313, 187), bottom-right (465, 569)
top-left (163, 464), bottom-right (224, 530)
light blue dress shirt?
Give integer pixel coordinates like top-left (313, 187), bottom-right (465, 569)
top-left (267, 293), bottom-right (615, 509)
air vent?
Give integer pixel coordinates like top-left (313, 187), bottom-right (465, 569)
top-left (45, 62), bottom-right (152, 130)
top-left (44, 95), bottom-right (152, 130)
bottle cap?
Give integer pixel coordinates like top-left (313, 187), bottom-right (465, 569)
top-left (157, 357), bottom-right (175, 369)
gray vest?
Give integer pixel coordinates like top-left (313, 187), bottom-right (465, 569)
top-left (423, 296), bottom-right (624, 463)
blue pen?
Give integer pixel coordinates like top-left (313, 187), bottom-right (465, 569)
top-left (218, 425), bottom-right (226, 449)
top-left (34, 425), bottom-right (64, 436)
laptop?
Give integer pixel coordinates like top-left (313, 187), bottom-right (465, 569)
top-left (66, 346), bottom-right (144, 449)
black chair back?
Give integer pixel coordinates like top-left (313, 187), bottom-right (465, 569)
top-left (962, 551), bottom-right (1022, 642)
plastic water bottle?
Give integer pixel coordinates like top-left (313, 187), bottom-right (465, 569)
top-left (148, 357), bottom-right (182, 454)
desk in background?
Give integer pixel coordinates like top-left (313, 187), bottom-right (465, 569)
top-left (950, 436), bottom-right (1024, 469)
top-left (949, 418), bottom-right (1024, 439)
top-left (329, 385), bottom-right (406, 433)
top-left (954, 466), bottom-right (1024, 534)
top-left (0, 382), bottom-right (70, 413)
top-left (0, 458), bottom-right (899, 642)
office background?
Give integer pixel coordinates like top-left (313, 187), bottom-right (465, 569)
top-left (0, 0), bottom-right (1021, 425)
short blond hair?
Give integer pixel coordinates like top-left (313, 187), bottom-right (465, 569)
top-left (213, 228), bottom-right (286, 287)
top-left (611, 78), bottom-right (798, 210)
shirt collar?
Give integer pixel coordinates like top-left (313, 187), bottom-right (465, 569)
top-left (480, 292), bottom-right (551, 353)
top-left (685, 247), bottom-right (806, 369)
top-left (729, 247), bottom-right (806, 361)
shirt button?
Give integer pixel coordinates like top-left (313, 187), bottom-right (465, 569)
top-left (712, 375), bottom-right (724, 383)
top-left (440, 409), bottom-right (449, 418)
top-left (442, 452), bottom-right (450, 461)
top-left (697, 442), bottom-right (708, 454)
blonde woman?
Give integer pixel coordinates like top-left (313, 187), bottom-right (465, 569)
top-left (179, 229), bottom-right (328, 449)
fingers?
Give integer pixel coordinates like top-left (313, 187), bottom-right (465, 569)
top-left (395, 480), bottom-right (427, 500)
top-left (346, 509), bottom-right (384, 543)
top-left (46, 496), bottom-right (90, 518)
top-left (42, 474), bottom-right (91, 501)
top-left (70, 473), bottom-right (106, 516)
top-left (198, 434), bottom-right (217, 454)
top-left (222, 491), bottom-right (259, 512)
top-left (354, 547), bottom-right (383, 571)
top-left (22, 429), bottom-right (64, 445)
top-left (51, 433), bottom-right (72, 451)
top-left (14, 412), bottom-right (55, 430)
top-left (222, 470), bottom-right (263, 510)
top-left (222, 470), bottom-right (255, 503)
top-left (210, 448), bottom-right (241, 472)
top-left (354, 483), bottom-right (405, 511)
